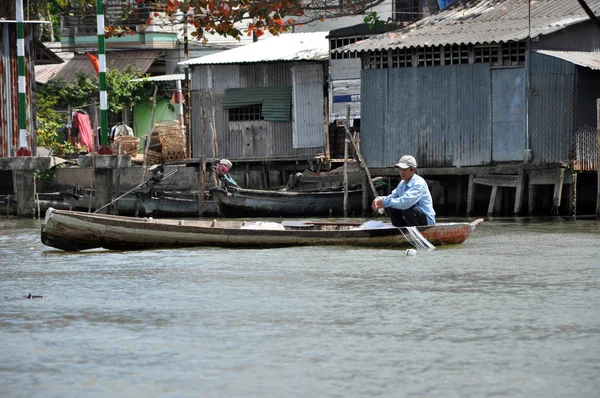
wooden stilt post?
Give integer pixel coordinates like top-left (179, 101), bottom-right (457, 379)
top-left (528, 180), bottom-right (535, 215)
top-left (569, 172), bottom-right (577, 217)
top-left (455, 176), bottom-right (463, 216)
top-left (596, 99), bottom-right (600, 217)
top-left (552, 168), bottom-right (565, 215)
top-left (487, 185), bottom-right (498, 217)
top-left (466, 174), bottom-right (475, 216)
top-left (514, 169), bottom-right (525, 215)
top-left (244, 163), bottom-right (250, 188)
top-left (361, 173), bottom-right (369, 216)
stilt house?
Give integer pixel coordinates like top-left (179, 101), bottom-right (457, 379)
top-left (336, 0), bottom-right (600, 216)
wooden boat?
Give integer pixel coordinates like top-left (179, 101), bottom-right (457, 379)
top-left (210, 185), bottom-right (382, 217)
top-left (59, 190), bottom-right (217, 217)
top-left (40, 208), bottom-right (483, 252)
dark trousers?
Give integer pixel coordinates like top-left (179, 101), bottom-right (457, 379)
top-left (388, 206), bottom-right (427, 227)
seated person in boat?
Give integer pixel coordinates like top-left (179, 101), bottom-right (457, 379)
top-left (215, 159), bottom-right (240, 189)
top-left (371, 155), bottom-right (436, 227)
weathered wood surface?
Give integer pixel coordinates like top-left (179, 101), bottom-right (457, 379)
top-left (41, 209), bottom-right (483, 252)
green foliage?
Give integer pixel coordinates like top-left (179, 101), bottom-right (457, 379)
top-left (34, 163), bottom-right (66, 183)
top-left (363, 12), bottom-right (396, 29)
top-left (106, 66), bottom-right (148, 114)
top-left (36, 88), bottom-right (63, 147)
top-left (36, 67), bottom-right (153, 149)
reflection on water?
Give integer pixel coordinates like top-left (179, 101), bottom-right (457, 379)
top-left (1, 217), bottom-right (600, 397)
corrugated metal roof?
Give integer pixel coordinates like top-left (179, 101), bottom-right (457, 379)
top-left (131, 73), bottom-right (186, 82)
top-left (336, 0), bottom-right (600, 52)
top-left (535, 50), bottom-right (600, 70)
top-left (35, 52), bottom-right (74, 83)
top-left (180, 32), bottom-right (329, 65)
top-left (44, 50), bottom-right (161, 83)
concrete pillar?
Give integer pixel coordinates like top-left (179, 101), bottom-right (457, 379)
top-left (93, 169), bottom-right (113, 214)
top-left (13, 170), bottom-right (35, 217)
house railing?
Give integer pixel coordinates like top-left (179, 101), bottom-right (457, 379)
top-left (60, 1), bottom-right (168, 37)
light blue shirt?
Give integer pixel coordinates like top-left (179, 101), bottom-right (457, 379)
top-left (382, 174), bottom-right (436, 225)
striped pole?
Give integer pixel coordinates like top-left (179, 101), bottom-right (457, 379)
top-left (97, 0), bottom-right (108, 147)
top-left (16, 0), bottom-right (28, 151)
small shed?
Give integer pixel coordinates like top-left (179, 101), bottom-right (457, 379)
top-left (180, 32), bottom-right (329, 162)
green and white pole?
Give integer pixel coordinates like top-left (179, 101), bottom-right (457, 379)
top-left (97, 0), bottom-right (108, 147)
top-left (16, 0), bottom-right (28, 151)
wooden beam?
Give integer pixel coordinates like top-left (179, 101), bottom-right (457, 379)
top-left (466, 174), bottom-right (475, 216)
top-left (473, 174), bottom-right (520, 187)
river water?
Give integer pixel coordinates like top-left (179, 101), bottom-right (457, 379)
top-left (1, 216), bottom-right (599, 398)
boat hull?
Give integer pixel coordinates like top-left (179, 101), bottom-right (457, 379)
top-left (41, 209), bottom-right (481, 252)
top-left (211, 187), bottom-right (368, 217)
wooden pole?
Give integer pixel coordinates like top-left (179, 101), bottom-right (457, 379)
top-left (342, 106), bottom-right (378, 199)
top-left (324, 98), bottom-right (330, 161)
top-left (141, 85), bottom-right (159, 184)
top-left (88, 153), bottom-right (96, 213)
top-left (343, 133), bottom-right (349, 217)
top-left (198, 93), bottom-right (207, 217)
top-left (113, 143), bottom-right (122, 215)
top-left (596, 99), bottom-right (600, 217)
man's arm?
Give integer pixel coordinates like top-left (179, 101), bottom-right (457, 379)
top-left (383, 181), bottom-right (426, 210)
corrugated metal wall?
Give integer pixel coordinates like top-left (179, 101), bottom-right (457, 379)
top-left (291, 63), bottom-right (325, 148)
top-left (529, 52), bottom-right (575, 165)
top-left (0, 23), bottom-right (35, 157)
top-left (361, 63), bottom-right (491, 168)
top-left (190, 62), bottom-right (325, 160)
top-left (491, 68), bottom-right (526, 162)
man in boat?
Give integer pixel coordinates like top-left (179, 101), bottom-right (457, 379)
top-left (215, 159), bottom-right (240, 190)
top-left (371, 155), bottom-right (436, 227)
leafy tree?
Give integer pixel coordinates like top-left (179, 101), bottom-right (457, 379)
top-left (59, 0), bottom-right (387, 42)
top-left (106, 66), bottom-right (149, 114)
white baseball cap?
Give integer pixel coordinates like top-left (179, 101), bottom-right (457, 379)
top-left (394, 155), bottom-right (417, 169)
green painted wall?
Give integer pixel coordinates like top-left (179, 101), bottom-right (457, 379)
top-left (133, 99), bottom-right (178, 149)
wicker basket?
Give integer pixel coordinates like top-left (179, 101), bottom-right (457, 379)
top-left (144, 149), bottom-right (163, 166)
top-left (113, 136), bottom-right (140, 156)
top-left (157, 122), bottom-right (187, 162)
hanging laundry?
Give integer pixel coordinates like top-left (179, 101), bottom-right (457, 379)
top-left (73, 112), bottom-right (94, 152)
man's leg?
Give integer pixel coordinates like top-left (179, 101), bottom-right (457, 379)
top-left (387, 207), bottom-right (407, 227)
top-left (388, 206), bottom-right (427, 227)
